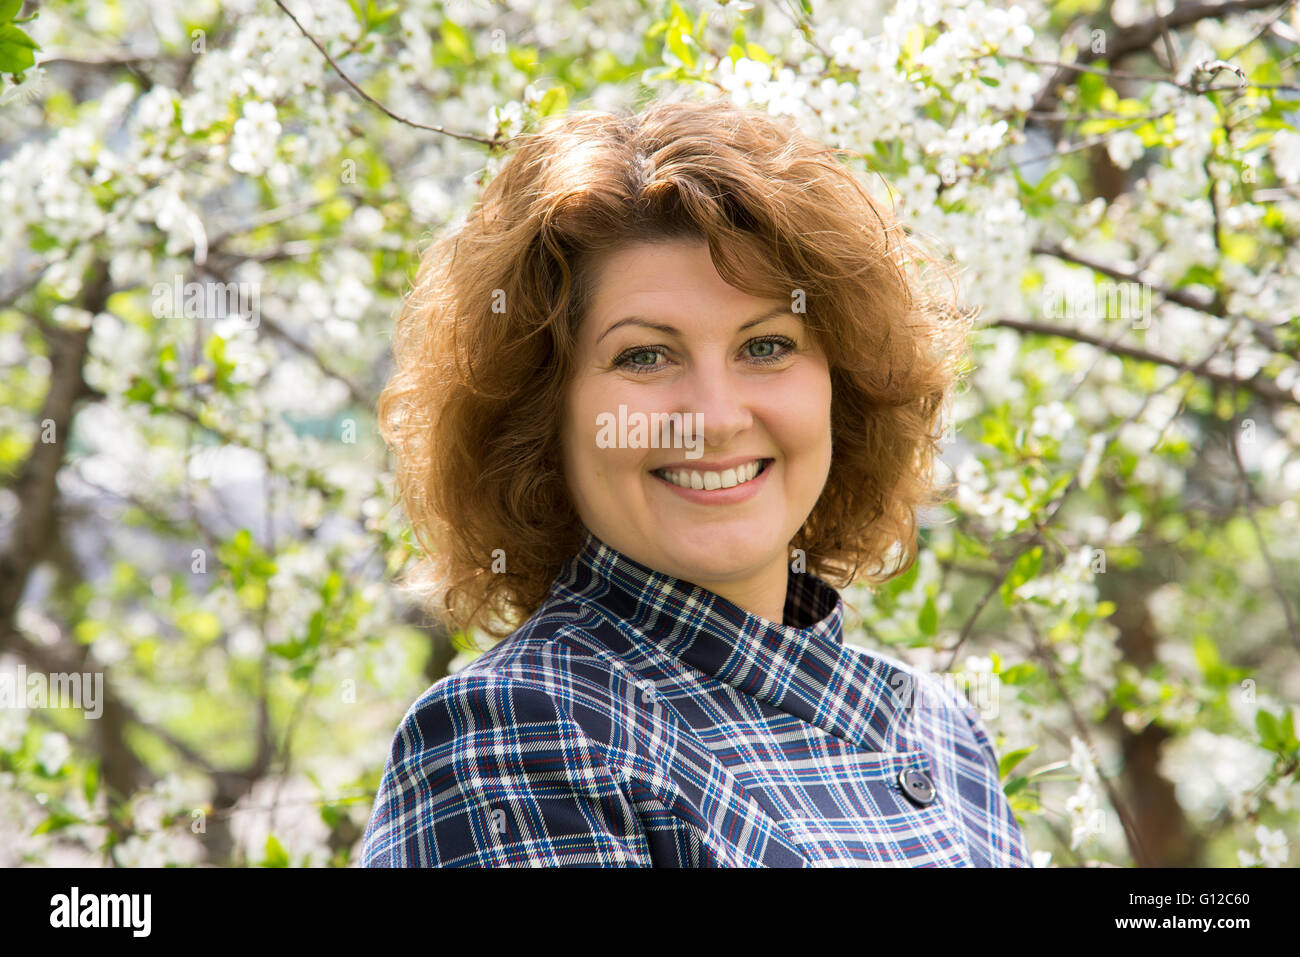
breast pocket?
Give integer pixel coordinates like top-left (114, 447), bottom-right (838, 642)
top-left (776, 749), bottom-right (975, 867)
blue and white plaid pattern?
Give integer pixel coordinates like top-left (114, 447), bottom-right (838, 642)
top-left (360, 531), bottom-right (1033, 866)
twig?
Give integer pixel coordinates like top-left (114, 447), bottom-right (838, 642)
top-left (0, 264), bottom-right (50, 311)
top-left (1026, 0), bottom-right (1289, 113)
top-left (986, 318), bottom-right (1297, 407)
top-left (1017, 606), bottom-right (1151, 867)
top-left (980, 122), bottom-right (1150, 178)
top-left (1031, 243), bottom-right (1292, 357)
top-left (1155, 4), bottom-right (1181, 75)
top-left (271, 0), bottom-right (506, 147)
top-left (942, 327), bottom-right (1238, 669)
top-left (0, 623), bottom-right (220, 777)
top-left (195, 263), bottom-right (372, 407)
top-left (1227, 414), bottom-right (1300, 651)
top-left (1222, 0), bottom-right (1300, 61)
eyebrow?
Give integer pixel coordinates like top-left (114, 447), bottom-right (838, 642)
top-left (594, 305), bottom-right (796, 346)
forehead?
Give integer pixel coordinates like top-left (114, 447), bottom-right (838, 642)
top-left (581, 239), bottom-right (789, 334)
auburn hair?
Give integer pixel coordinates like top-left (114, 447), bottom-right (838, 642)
top-left (377, 92), bottom-right (971, 639)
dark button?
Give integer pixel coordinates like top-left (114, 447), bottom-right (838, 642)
top-left (898, 768), bottom-right (936, 806)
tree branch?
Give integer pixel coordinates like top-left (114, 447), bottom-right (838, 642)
top-left (986, 317), bottom-right (1298, 407)
top-left (1017, 607), bottom-right (1152, 867)
top-left (271, 0), bottom-right (507, 147)
top-left (0, 622), bottom-right (219, 777)
top-left (1032, 0), bottom-right (1288, 112)
top-left (1227, 416), bottom-right (1300, 651)
top-left (1031, 243), bottom-right (1293, 357)
top-left (195, 263), bottom-right (373, 408)
top-left (943, 329), bottom-right (1232, 668)
top-left (0, 265), bottom-right (108, 624)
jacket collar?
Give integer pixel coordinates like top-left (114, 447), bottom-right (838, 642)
top-left (552, 529), bottom-right (916, 753)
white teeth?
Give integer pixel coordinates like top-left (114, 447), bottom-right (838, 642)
top-left (656, 460), bottom-right (766, 491)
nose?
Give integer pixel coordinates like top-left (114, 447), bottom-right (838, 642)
top-left (679, 360), bottom-right (753, 449)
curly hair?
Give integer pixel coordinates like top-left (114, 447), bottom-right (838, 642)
top-left (377, 92), bottom-right (972, 639)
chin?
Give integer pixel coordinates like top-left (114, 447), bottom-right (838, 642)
top-left (659, 527), bottom-right (783, 582)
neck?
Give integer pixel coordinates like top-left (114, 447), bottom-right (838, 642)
top-left (687, 556), bottom-right (791, 625)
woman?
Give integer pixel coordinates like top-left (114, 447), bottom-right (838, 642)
top-left (360, 94), bottom-right (1032, 867)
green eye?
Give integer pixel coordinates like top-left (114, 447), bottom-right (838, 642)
top-left (745, 336), bottom-right (794, 362)
top-left (615, 346), bottom-right (667, 372)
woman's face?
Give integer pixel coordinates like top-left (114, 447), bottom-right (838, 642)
top-left (560, 238), bottom-right (833, 620)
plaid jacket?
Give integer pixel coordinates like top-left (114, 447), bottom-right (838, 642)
top-left (360, 531), bottom-right (1033, 867)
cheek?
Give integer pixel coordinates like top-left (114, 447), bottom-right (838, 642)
top-left (772, 363), bottom-right (833, 461)
top-left (559, 390), bottom-right (594, 499)
top-left (560, 383), bottom-right (629, 502)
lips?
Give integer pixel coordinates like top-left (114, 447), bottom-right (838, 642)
top-left (652, 458), bottom-right (771, 491)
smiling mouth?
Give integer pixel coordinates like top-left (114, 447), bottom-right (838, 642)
top-left (651, 458), bottom-right (773, 491)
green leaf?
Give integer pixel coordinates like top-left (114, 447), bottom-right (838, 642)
top-left (999, 746), bottom-right (1037, 778)
top-left (291, 662), bottom-right (316, 681)
top-left (666, 24), bottom-right (695, 69)
top-left (268, 639), bottom-right (305, 660)
top-left (887, 558), bottom-right (920, 596)
top-left (0, 23), bottom-right (38, 73)
top-left (83, 760), bottom-right (100, 804)
top-left (1193, 633), bottom-right (1226, 685)
top-left (537, 85), bottom-right (567, 117)
top-left (1176, 263), bottom-right (1219, 288)
top-left (1008, 791), bottom-right (1041, 815)
top-left (33, 811), bottom-right (84, 835)
top-left (999, 662), bottom-right (1039, 684)
top-left (365, 1), bottom-right (398, 29)
top-left (979, 409), bottom-right (1017, 455)
top-left (1076, 70), bottom-right (1114, 112)
top-left (0, 22), bottom-right (36, 48)
top-left (439, 19), bottom-right (473, 64)
top-left (320, 803), bottom-right (345, 829)
top-left (124, 378), bottom-right (156, 403)
top-left (306, 608), bottom-right (326, 647)
top-left (1256, 708), bottom-right (1280, 750)
top-left (918, 594), bottom-right (938, 636)
top-left (0, 0), bottom-right (24, 23)
top-left (1000, 546), bottom-right (1043, 605)
top-left (507, 46), bottom-right (538, 72)
top-left (1278, 707), bottom-right (1299, 754)
top-left (263, 834), bottom-right (290, 867)
top-left (1249, 57), bottom-right (1282, 87)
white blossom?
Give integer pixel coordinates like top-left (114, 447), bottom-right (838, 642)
top-left (1270, 129), bottom-right (1300, 184)
top-left (1107, 131), bottom-right (1145, 170)
top-left (36, 733), bottom-right (71, 775)
top-left (719, 57), bottom-right (773, 108)
top-left (1031, 400), bottom-right (1075, 437)
top-left (1255, 825), bottom-right (1289, 867)
top-left (229, 100), bottom-right (281, 175)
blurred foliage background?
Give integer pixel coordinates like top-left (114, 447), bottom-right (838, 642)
top-left (1, 0), bottom-right (1298, 866)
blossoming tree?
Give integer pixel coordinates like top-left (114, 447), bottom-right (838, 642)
top-left (1, 0), bottom-right (1297, 866)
